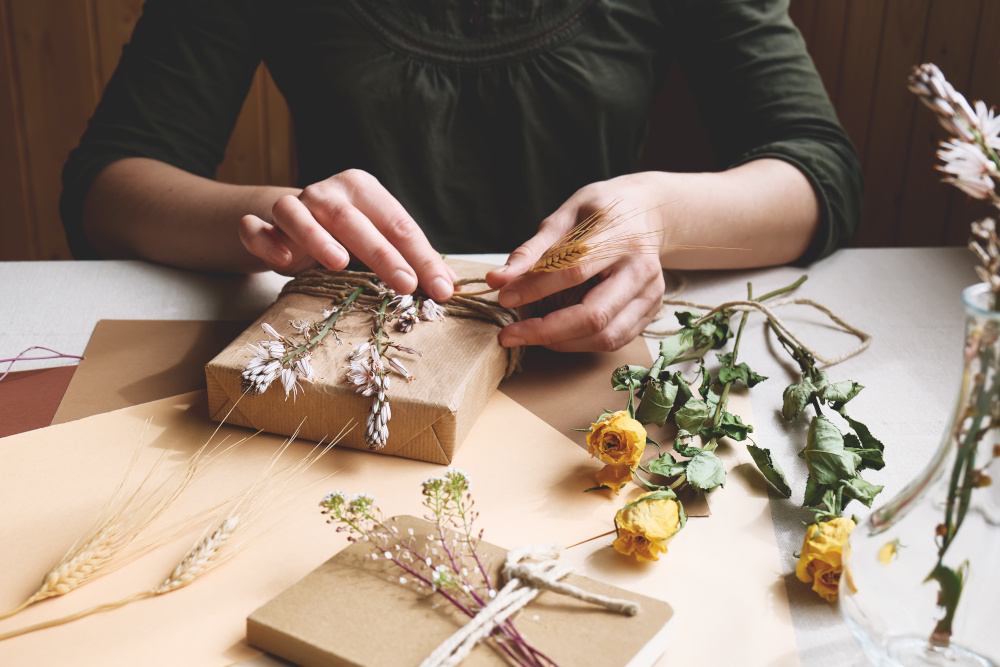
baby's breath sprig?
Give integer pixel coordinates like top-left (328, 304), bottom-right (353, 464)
top-left (320, 473), bottom-right (554, 667)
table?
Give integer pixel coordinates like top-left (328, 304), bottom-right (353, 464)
top-left (0, 248), bottom-right (977, 666)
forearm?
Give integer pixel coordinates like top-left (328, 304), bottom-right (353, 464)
top-left (652, 159), bottom-right (820, 270)
top-left (82, 157), bottom-right (299, 273)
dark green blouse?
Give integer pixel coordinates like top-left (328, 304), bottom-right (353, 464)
top-left (61, 0), bottom-right (862, 263)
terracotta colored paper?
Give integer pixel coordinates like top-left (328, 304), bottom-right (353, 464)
top-left (0, 390), bottom-right (629, 667)
top-left (247, 515), bottom-right (675, 667)
top-left (52, 319), bottom-right (249, 424)
top-left (0, 366), bottom-right (77, 437)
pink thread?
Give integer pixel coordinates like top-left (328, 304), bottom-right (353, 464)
top-left (0, 346), bottom-right (85, 384)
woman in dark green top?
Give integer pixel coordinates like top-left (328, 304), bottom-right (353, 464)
top-left (62, 0), bottom-right (862, 352)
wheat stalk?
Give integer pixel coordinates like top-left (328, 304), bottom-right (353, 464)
top-left (0, 398), bottom-right (259, 621)
top-left (456, 200), bottom-right (705, 296)
top-left (0, 424), bottom-right (349, 642)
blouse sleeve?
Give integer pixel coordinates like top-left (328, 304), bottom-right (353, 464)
top-left (60, 0), bottom-right (262, 259)
top-left (665, 0), bottom-right (864, 264)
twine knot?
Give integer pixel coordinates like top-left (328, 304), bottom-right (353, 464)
top-left (421, 544), bottom-right (639, 667)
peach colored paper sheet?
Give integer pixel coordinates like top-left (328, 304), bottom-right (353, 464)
top-left (0, 390), bottom-right (639, 667)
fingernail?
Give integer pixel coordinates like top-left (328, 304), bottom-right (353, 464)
top-left (495, 263), bottom-right (510, 274)
top-left (501, 335), bottom-right (525, 348)
top-left (432, 276), bottom-right (453, 301)
top-left (323, 244), bottom-right (347, 268)
top-left (392, 269), bottom-right (417, 293)
top-left (271, 247), bottom-right (291, 266)
top-left (499, 289), bottom-right (521, 308)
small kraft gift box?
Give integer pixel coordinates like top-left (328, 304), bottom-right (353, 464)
top-left (205, 260), bottom-right (520, 464)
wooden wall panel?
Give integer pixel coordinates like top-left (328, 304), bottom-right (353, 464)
top-left (896, 0), bottom-right (982, 247)
top-left (0, 0), bottom-right (35, 261)
top-left (7, 0), bottom-right (99, 260)
top-left (944, 1), bottom-right (1000, 246)
top-left (835, 0), bottom-right (887, 167)
top-left (846, 0), bottom-right (931, 248)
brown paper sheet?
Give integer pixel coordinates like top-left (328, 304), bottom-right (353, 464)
top-left (247, 515), bottom-right (675, 667)
top-left (0, 390), bottom-right (635, 667)
top-left (52, 320), bottom-right (708, 515)
top-left (52, 320), bottom-right (249, 424)
top-left (0, 366), bottom-right (77, 438)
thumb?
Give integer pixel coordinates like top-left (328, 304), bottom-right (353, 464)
top-left (485, 209), bottom-right (576, 289)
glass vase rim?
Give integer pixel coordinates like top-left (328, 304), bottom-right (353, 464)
top-left (962, 282), bottom-right (1000, 316)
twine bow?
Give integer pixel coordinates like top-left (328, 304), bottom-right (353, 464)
top-left (421, 544), bottom-right (639, 667)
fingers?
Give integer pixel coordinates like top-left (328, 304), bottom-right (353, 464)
top-left (290, 171), bottom-right (452, 300)
top-left (485, 207), bottom-right (576, 290)
top-left (342, 177), bottom-right (454, 301)
top-left (498, 260), bottom-right (665, 352)
top-left (238, 214), bottom-right (318, 276)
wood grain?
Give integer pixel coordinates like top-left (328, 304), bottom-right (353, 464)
top-left (853, 0), bottom-right (931, 248)
top-left (896, 0), bottom-right (982, 247)
top-left (0, 0), bottom-right (36, 260)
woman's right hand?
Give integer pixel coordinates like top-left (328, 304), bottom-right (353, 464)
top-left (238, 169), bottom-right (455, 301)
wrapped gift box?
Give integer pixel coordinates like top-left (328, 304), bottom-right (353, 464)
top-left (205, 260), bottom-right (515, 464)
top-left (247, 515), bottom-right (674, 667)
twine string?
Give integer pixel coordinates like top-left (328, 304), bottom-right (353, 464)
top-left (644, 295), bottom-right (872, 367)
top-left (421, 544), bottom-right (639, 667)
top-left (279, 269), bottom-right (524, 377)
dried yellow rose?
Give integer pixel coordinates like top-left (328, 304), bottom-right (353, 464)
top-left (595, 464), bottom-right (633, 495)
top-left (796, 516), bottom-right (856, 602)
top-left (587, 410), bottom-right (646, 467)
top-left (612, 490), bottom-right (685, 562)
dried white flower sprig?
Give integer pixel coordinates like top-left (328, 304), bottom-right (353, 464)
top-left (320, 470), bottom-right (553, 667)
top-left (909, 63), bottom-right (1000, 307)
top-left (346, 283), bottom-right (442, 449)
top-left (241, 287), bottom-right (366, 399)
top-left (0, 426), bottom-right (345, 642)
top-left (241, 278), bottom-right (445, 449)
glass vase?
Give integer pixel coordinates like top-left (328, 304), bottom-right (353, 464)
top-left (840, 283), bottom-right (1000, 666)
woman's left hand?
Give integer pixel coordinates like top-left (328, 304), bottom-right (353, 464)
top-left (485, 174), bottom-right (668, 353)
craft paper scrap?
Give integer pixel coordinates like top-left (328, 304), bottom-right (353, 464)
top-left (52, 319), bottom-right (249, 424)
top-left (0, 390), bottom-right (625, 667)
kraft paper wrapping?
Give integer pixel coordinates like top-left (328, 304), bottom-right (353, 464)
top-left (205, 261), bottom-right (510, 464)
top-left (0, 390), bottom-right (634, 667)
top-left (247, 515), bottom-right (675, 667)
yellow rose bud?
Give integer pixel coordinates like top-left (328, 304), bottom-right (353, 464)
top-left (587, 411), bottom-right (646, 469)
top-left (595, 464), bottom-right (633, 495)
top-left (612, 490), bottom-right (685, 562)
top-left (795, 517), bottom-right (856, 602)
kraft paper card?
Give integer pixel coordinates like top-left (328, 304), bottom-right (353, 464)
top-left (52, 319), bottom-right (249, 424)
top-left (0, 390), bottom-right (636, 667)
top-left (0, 366), bottom-right (76, 438)
top-left (247, 515), bottom-right (675, 667)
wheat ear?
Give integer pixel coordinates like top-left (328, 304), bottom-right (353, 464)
top-left (0, 402), bottom-right (256, 621)
top-left (0, 424), bottom-right (347, 641)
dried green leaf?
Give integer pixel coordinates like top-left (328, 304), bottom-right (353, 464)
top-left (705, 411), bottom-right (754, 442)
top-left (839, 477), bottom-right (884, 507)
top-left (675, 398), bottom-right (710, 434)
top-left (746, 444), bottom-right (792, 497)
top-left (685, 449), bottom-right (726, 491)
top-left (782, 378), bottom-right (817, 421)
top-left (611, 365), bottom-right (650, 392)
top-left (802, 416), bottom-right (860, 485)
top-left (647, 451), bottom-right (687, 479)
top-left (635, 379), bottom-right (679, 426)
top-left (819, 380), bottom-right (864, 405)
top-left (716, 354), bottom-right (769, 388)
